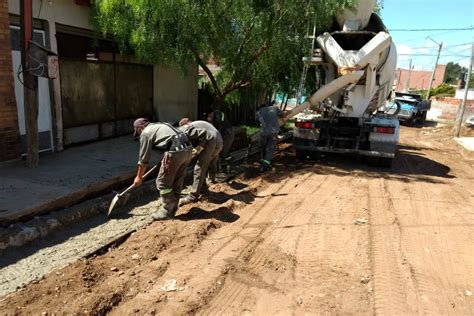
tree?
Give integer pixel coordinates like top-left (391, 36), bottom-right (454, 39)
top-left (444, 62), bottom-right (464, 85)
top-left (431, 83), bottom-right (456, 97)
top-left (94, 0), bottom-right (354, 107)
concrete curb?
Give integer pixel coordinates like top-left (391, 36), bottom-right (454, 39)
top-left (454, 138), bottom-right (474, 160)
top-left (0, 171), bottom-right (137, 227)
top-left (0, 180), bottom-right (156, 252)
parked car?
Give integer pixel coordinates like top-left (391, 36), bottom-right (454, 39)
top-left (385, 92), bottom-right (431, 125)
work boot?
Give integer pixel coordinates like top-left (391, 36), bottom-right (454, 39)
top-left (152, 193), bottom-right (177, 220)
top-left (179, 194), bottom-right (198, 206)
top-left (260, 161), bottom-right (271, 172)
top-left (151, 208), bottom-right (171, 220)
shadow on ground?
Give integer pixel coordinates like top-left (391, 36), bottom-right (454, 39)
top-left (176, 206), bottom-right (240, 223)
top-left (260, 145), bottom-right (454, 185)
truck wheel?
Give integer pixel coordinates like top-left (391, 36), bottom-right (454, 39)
top-left (420, 111), bottom-right (427, 124)
top-left (295, 150), bottom-right (309, 160)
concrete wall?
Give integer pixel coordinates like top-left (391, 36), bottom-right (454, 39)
top-left (154, 65), bottom-right (198, 123)
top-left (455, 88), bottom-right (474, 100)
top-left (0, 0), bottom-right (20, 161)
top-left (428, 97), bottom-right (474, 122)
top-left (8, 0), bottom-right (92, 30)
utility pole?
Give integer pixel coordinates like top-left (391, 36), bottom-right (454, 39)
top-left (455, 41), bottom-right (474, 137)
top-left (20, 0), bottom-right (39, 168)
top-left (426, 37), bottom-right (443, 100)
top-left (405, 59), bottom-right (412, 92)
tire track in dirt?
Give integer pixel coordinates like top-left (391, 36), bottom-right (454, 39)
top-left (368, 178), bottom-right (419, 315)
top-left (194, 175), bottom-right (332, 315)
top-left (199, 172), bottom-right (373, 315)
top-left (385, 164), bottom-right (474, 314)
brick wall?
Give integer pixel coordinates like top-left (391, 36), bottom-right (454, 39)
top-left (396, 65), bottom-right (446, 92)
top-left (429, 97), bottom-right (474, 122)
top-left (0, 0), bottom-right (20, 161)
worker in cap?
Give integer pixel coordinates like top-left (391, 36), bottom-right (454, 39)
top-left (178, 117), bottom-right (223, 205)
top-left (256, 100), bottom-right (284, 172)
top-left (132, 118), bottom-right (193, 220)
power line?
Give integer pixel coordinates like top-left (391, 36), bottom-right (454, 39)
top-left (444, 46), bottom-right (471, 57)
top-left (389, 26), bottom-right (474, 32)
top-left (396, 30), bottom-right (470, 44)
top-left (398, 54), bottom-right (470, 57)
top-left (447, 42), bottom-right (472, 48)
top-left (400, 42), bottom-right (472, 51)
top-left (450, 56), bottom-right (470, 63)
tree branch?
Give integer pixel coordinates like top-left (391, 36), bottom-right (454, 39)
top-left (192, 49), bottom-right (222, 97)
top-left (236, 21), bottom-right (256, 58)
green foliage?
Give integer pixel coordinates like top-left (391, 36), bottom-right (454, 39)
top-left (374, 0), bottom-right (384, 14)
top-left (444, 62), bottom-right (474, 89)
top-left (240, 125), bottom-right (259, 137)
top-left (431, 83), bottom-right (456, 97)
top-left (444, 62), bottom-right (464, 85)
top-left (94, 0), bottom-right (354, 105)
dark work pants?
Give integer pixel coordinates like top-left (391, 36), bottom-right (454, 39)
top-left (156, 148), bottom-right (193, 214)
top-left (191, 139), bottom-right (223, 196)
top-left (260, 133), bottom-right (278, 164)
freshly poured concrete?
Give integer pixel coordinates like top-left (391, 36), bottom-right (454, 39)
top-left (455, 137), bottom-right (474, 151)
top-left (0, 136), bottom-right (151, 224)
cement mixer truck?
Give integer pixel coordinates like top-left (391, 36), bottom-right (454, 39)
top-left (284, 0), bottom-right (399, 167)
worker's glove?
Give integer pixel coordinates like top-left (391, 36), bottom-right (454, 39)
top-left (192, 146), bottom-right (204, 156)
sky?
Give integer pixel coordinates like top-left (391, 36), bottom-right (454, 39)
top-left (381, 0), bottom-right (473, 71)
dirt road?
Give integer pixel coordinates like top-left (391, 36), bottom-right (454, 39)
top-left (1, 125), bottom-right (473, 315)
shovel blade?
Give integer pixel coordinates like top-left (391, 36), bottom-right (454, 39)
top-left (107, 194), bottom-right (120, 217)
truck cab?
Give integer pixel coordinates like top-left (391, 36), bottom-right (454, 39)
top-left (386, 92), bottom-right (431, 124)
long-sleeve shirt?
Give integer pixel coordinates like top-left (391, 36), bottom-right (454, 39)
top-left (256, 106), bottom-right (283, 136)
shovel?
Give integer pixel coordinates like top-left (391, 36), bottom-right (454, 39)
top-left (107, 165), bottom-right (158, 216)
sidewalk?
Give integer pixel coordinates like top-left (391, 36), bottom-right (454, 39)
top-left (0, 136), bottom-right (143, 225)
top-left (455, 137), bottom-right (474, 159)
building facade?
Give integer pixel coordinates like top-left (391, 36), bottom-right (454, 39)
top-left (395, 64), bottom-right (447, 92)
top-left (1, 0), bottom-right (198, 161)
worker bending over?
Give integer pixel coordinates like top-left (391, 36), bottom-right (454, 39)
top-left (178, 118), bottom-right (223, 205)
top-left (132, 118), bottom-right (193, 220)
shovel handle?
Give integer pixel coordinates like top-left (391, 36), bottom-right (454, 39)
top-left (118, 165), bottom-right (158, 197)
